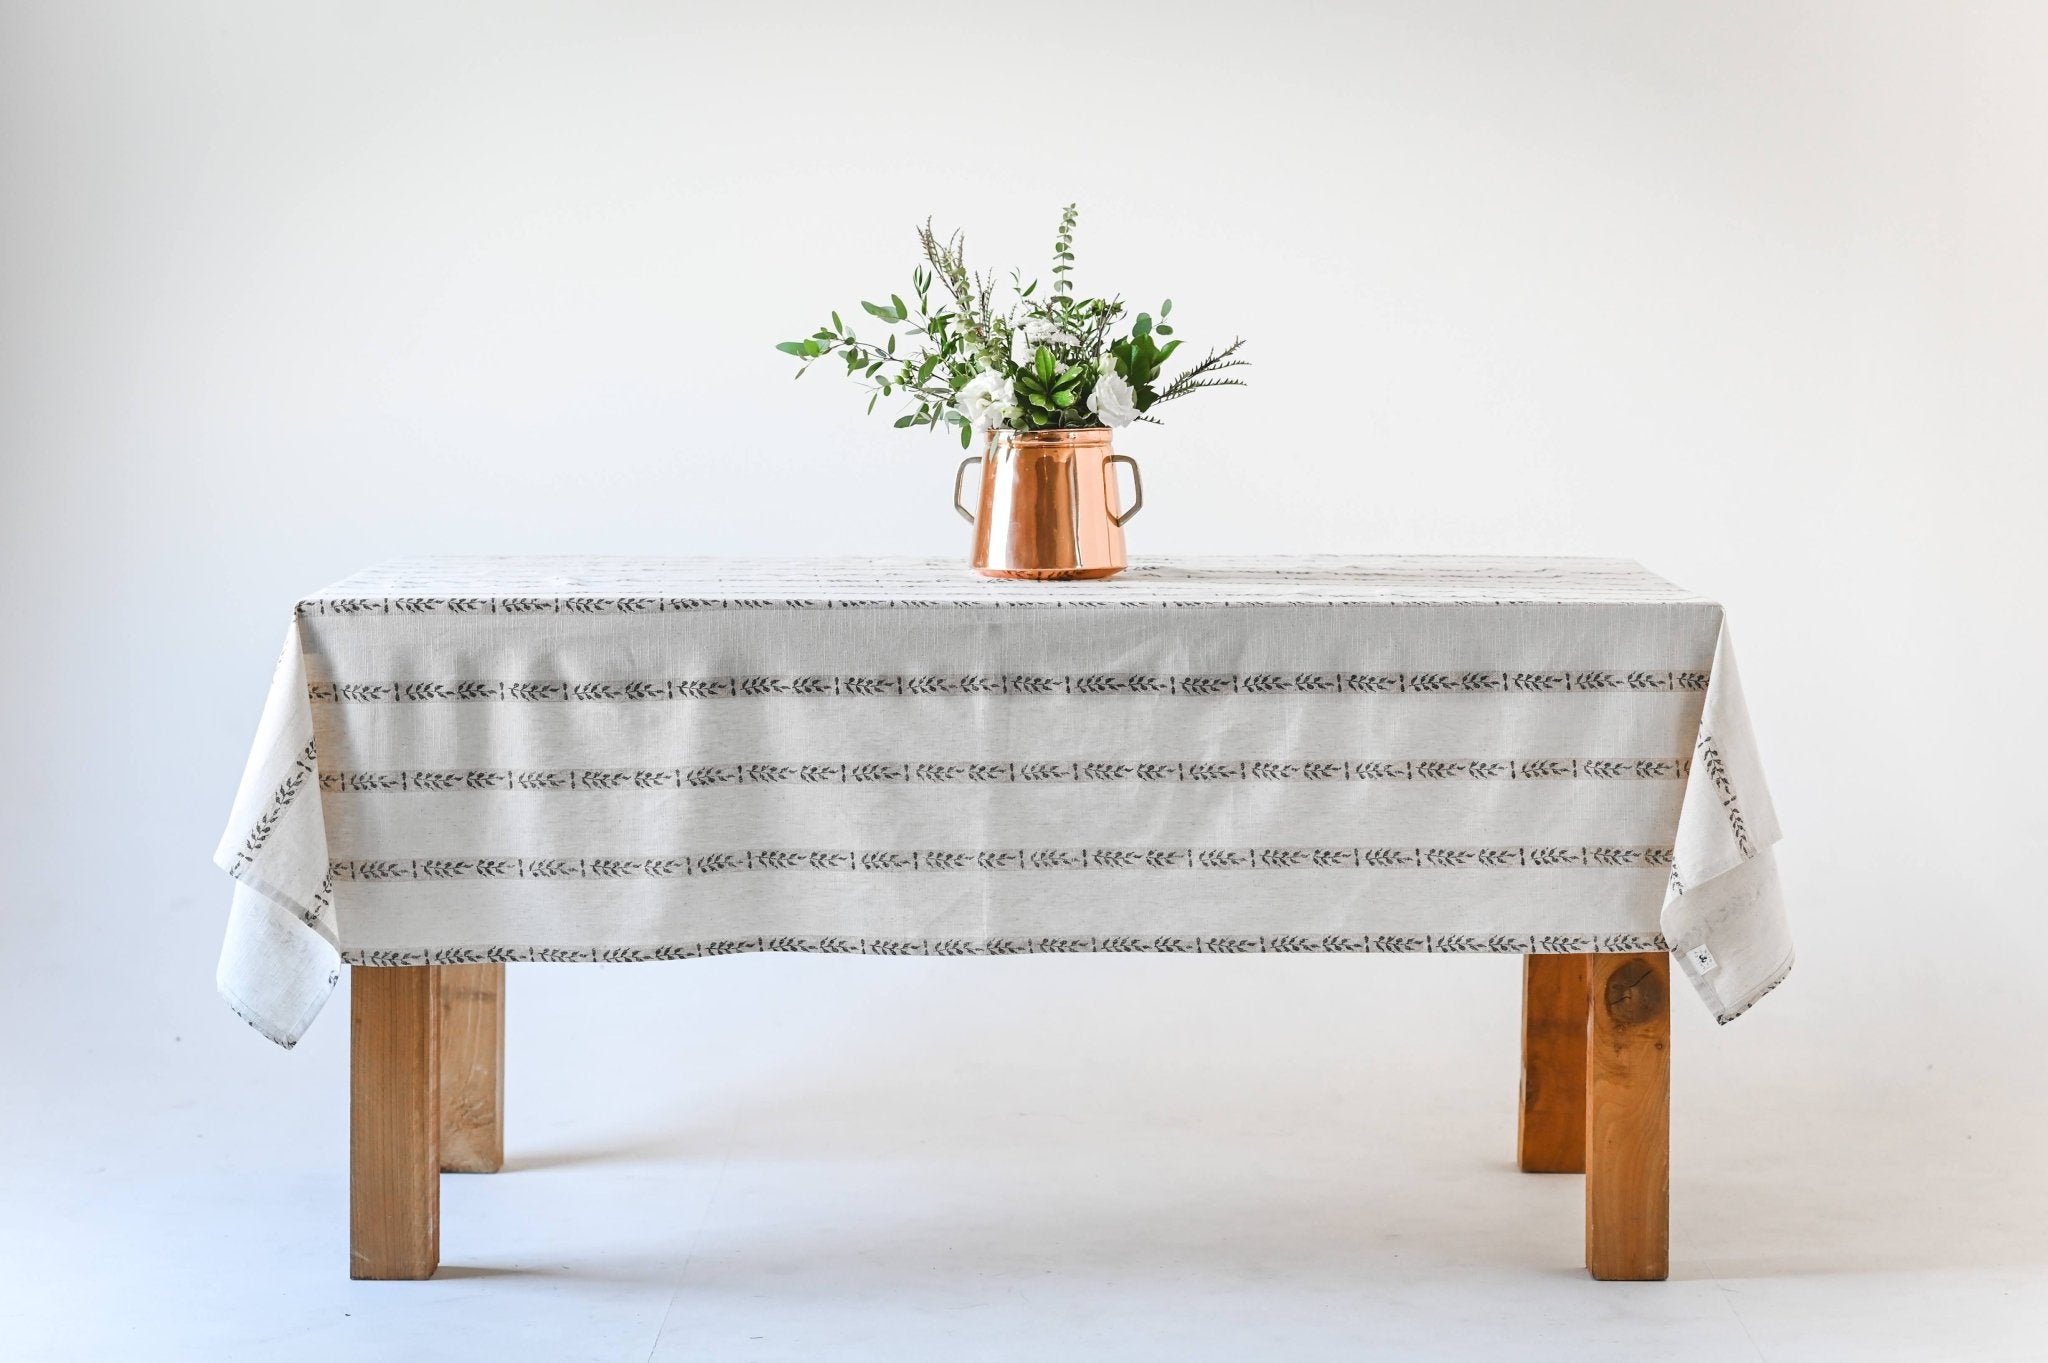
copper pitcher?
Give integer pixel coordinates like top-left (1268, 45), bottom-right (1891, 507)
top-left (953, 428), bottom-right (1144, 580)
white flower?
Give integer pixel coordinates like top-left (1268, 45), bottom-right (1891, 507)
top-left (1022, 320), bottom-right (1079, 347)
top-left (956, 370), bottom-right (1016, 429)
top-left (1010, 328), bottom-right (1034, 369)
top-left (1087, 368), bottom-right (1140, 427)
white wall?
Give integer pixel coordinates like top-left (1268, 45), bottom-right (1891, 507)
top-left (2, 0), bottom-right (2044, 1220)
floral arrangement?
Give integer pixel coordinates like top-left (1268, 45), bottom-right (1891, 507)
top-left (777, 205), bottom-right (1247, 447)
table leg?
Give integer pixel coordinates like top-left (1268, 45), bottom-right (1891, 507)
top-left (350, 965), bottom-right (440, 1280)
top-left (439, 963), bottom-right (505, 1174)
top-left (1585, 951), bottom-right (1669, 1281)
top-left (1518, 954), bottom-right (1589, 1173)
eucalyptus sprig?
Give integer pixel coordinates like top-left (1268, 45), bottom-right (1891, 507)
top-left (778, 206), bottom-right (1247, 448)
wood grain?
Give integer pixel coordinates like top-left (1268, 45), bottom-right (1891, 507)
top-left (350, 966), bottom-right (440, 1280)
top-left (438, 963), bottom-right (505, 1174)
top-left (1585, 951), bottom-right (1670, 1281)
top-left (1517, 954), bottom-right (1589, 1173)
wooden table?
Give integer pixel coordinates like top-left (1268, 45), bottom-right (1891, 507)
top-left (349, 952), bottom-right (1670, 1282)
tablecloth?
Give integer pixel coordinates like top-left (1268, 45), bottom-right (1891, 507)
top-left (214, 556), bottom-right (1791, 1048)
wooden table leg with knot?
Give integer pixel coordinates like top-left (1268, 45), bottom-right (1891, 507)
top-left (1519, 951), bottom-right (1670, 1280)
top-left (1584, 951), bottom-right (1670, 1281)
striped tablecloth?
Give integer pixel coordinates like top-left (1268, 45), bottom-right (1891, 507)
top-left (214, 556), bottom-right (1791, 1047)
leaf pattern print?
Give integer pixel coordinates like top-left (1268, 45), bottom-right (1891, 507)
top-left (335, 928), bottom-right (1674, 968)
top-left (1695, 732), bottom-right (1756, 858)
top-left (315, 666), bottom-right (1710, 704)
top-left (318, 843), bottom-right (1673, 885)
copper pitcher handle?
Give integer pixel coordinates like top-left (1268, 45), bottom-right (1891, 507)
top-left (1107, 453), bottom-right (1144, 526)
top-left (953, 456), bottom-right (982, 524)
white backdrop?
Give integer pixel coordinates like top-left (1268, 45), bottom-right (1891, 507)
top-left (3, 3), bottom-right (2045, 1359)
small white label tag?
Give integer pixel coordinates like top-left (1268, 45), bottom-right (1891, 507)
top-left (1686, 944), bottom-right (1719, 975)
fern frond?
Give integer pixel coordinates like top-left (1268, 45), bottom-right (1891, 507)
top-left (1152, 338), bottom-right (1249, 406)
top-left (1161, 375), bottom-right (1249, 399)
top-left (917, 218), bottom-right (997, 361)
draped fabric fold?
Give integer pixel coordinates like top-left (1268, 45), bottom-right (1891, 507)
top-left (1660, 623), bottom-right (1792, 1023)
top-left (212, 620), bottom-right (338, 1047)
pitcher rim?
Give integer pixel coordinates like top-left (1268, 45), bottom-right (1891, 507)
top-left (987, 426), bottom-right (1118, 444)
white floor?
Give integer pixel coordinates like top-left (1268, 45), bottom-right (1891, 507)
top-left (4, 952), bottom-right (2044, 1362)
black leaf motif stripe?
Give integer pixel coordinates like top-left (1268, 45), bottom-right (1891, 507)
top-left (1695, 731), bottom-right (1757, 859)
top-left (303, 866), bottom-right (337, 927)
top-left (307, 670), bottom-right (1710, 704)
top-left (227, 740), bottom-right (317, 874)
top-left (318, 757), bottom-right (1689, 793)
top-left (305, 595), bottom-right (1687, 615)
top-left (341, 930), bottom-right (1669, 966)
top-left (328, 846), bottom-right (1674, 881)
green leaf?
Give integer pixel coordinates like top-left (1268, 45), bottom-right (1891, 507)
top-left (1156, 325), bottom-right (1173, 336)
top-left (891, 294), bottom-right (907, 317)
top-left (959, 422), bottom-right (973, 449)
top-left (1133, 313), bottom-right (1152, 339)
top-left (1160, 299), bottom-right (1172, 316)
top-left (861, 300), bottom-right (898, 322)
top-left (831, 311), bottom-right (843, 331)
top-left (868, 393), bottom-right (878, 414)
top-left (893, 413), bottom-right (917, 428)
top-left (1035, 347), bottom-right (1056, 384)
top-left (775, 341), bottom-right (811, 357)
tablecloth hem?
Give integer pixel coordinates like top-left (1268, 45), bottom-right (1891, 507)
top-left (1712, 950), bottom-right (1795, 1025)
top-left (218, 983), bottom-right (305, 1050)
top-left (216, 877), bottom-right (340, 1049)
top-left (1664, 839), bottom-right (1791, 1023)
top-left (213, 852), bottom-right (330, 935)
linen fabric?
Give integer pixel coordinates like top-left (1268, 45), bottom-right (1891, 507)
top-left (214, 556), bottom-right (1791, 1048)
